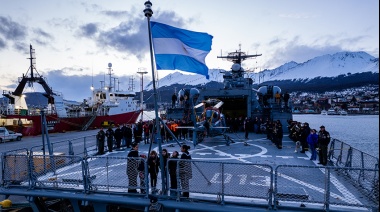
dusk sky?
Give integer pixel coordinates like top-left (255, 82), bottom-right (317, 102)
top-left (0, 0), bottom-right (378, 101)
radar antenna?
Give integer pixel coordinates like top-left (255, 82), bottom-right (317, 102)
top-left (217, 44), bottom-right (262, 65)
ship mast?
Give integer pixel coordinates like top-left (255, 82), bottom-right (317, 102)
top-left (4, 45), bottom-right (55, 104)
top-left (107, 63), bottom-right (113, 92)
top-left (29, 44), bottom-right (35, 80)
top-left (217, 44), bottom-right (262, 65)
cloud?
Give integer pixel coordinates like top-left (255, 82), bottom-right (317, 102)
top-left (263, 36), bottom-right (345, 69)
top-left (13, 42), bottom-right (28, 52)
top-left (49, 18), bottom-right (77, 30)
top-left (96, 20), bottom-right (148, 60)
top-left (268, 37), bottom-right (285, 46)
top-left (81, 2), bottom-right (102, 13)
top-left (0, 38), bottom-right (5, 49)
top-left (79, 23), bottom-right (99, 37)
top-left (268, 44), bottom-right (344, 69)
top-left (101, 10), bottom-right (132, 19)
top-left (76, 9), bottom-right (189, 62)
top-left (0, 16), bottom-right (27, 51)
top-left (0, 16), bottom-right (27, 40)
top-left (33, 28), bottom-right (53, 39)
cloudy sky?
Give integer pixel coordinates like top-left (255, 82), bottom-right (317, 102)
top-left (0, 0), bottom-right (378, 101)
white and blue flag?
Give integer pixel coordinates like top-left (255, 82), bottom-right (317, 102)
top-left (151, 21), bottom-right (213, 79)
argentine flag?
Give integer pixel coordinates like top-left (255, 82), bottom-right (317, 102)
top-left (151, 21), bottom-right (213, 79)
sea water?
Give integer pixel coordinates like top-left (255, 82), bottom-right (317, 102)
top-left (293, 114), bottom-right (379, 157)
top-left (139, 111), bottom-right (379, 158)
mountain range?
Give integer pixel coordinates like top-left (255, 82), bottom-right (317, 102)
top-left (146, 51), bottom-right (378, 91)
top-left (141, 51), bottom-right (378, 105)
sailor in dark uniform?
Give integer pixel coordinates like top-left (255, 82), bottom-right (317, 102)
top-left (275, 120), bottom-right (283, 149)
top-left (127, 143), bottom-right (140, 193)
top-left (318, 125), bottom-right (331, 165)
top-left (179, 145), bottom-right (192, 198)
top-left (96, 127), bottom-right (105, 155)
top-left (300, 122), bottom-right (310, 153)
top-left (106, 127), bottom-right (114, 152)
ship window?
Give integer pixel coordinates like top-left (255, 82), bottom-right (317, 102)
top-left (114, 94), bottom-right (135, 97)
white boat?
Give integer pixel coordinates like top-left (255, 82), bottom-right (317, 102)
top-left (339, 110), bottom-right (348, 115)
top-left (320, 110), bottom-right (328, 115)
top-left (327, 109), bottom-right (338, 115)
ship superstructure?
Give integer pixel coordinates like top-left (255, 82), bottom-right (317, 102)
top-left (196, 46), bottom-right (292, 127)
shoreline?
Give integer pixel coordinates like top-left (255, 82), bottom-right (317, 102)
top-left (293, 113), bottom-right (379, 116)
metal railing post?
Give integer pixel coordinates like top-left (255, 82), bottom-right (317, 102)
top-left (324, 167), bottom-right (330, 212)
top-left (345, 147), bottom-right (353, 168)
top-left (69, 140), bottom-right (74, 156)
top-left (268, 166), bottom-right (273, 209)
top-left (221, 163), bottom-right (225, 205)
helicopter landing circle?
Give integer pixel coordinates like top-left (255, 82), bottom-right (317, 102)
top-left (160, 139), bottom-right (269, 161)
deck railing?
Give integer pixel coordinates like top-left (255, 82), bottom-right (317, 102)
top-left (1, 153), bottom-right (379, 211)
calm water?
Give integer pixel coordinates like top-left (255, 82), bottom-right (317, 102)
top-left (293, 114), bottom-right (379, 157)
top-left (139, 112), bottom-right (379, 158)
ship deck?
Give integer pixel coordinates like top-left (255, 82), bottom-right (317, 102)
top-left (1, 131), bottom-right (378, 212)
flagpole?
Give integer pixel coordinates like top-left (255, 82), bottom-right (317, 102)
top-left (144, 0), bottom-right (166, 194)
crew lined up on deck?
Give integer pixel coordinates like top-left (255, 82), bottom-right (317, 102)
top-left (125, 142), bottom-right (192, 197)
top-left (96, 118), bottom-right (330, 162)
top-left (96, 116), bottom-right (331, 197)
top-left (96, 122), bottom-right (194, 197)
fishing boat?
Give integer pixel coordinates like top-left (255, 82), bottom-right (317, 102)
top-left (320, 109), bottom-right (328, 115)
top-left (0, 45), bottom-right (141, 136)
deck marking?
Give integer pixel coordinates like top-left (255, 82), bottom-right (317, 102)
top-left (296, 156), bottom-right (310, 160)
top-left (190, 143), bottom-right (268, 161)
top-left (156, 136), bottom-right (362, 206)
top-left (235, 154), bottom-right (253, 157)
top-left (276, 156), bottom-right (294, 159)
top-left (197, 153), bottom-right (213, 156)
top-left (259, 155), bottom-right (272, 158)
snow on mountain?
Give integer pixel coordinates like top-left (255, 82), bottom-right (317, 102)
top-left (145, 69), bottom-right (224, 90)
top-left (146, 51), bottom-right (379, 90)
top-left (257, 51), bottom-right (378, 81)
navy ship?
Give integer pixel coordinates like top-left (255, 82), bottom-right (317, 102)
top-left (166, 46), bottom-right (292, 130)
